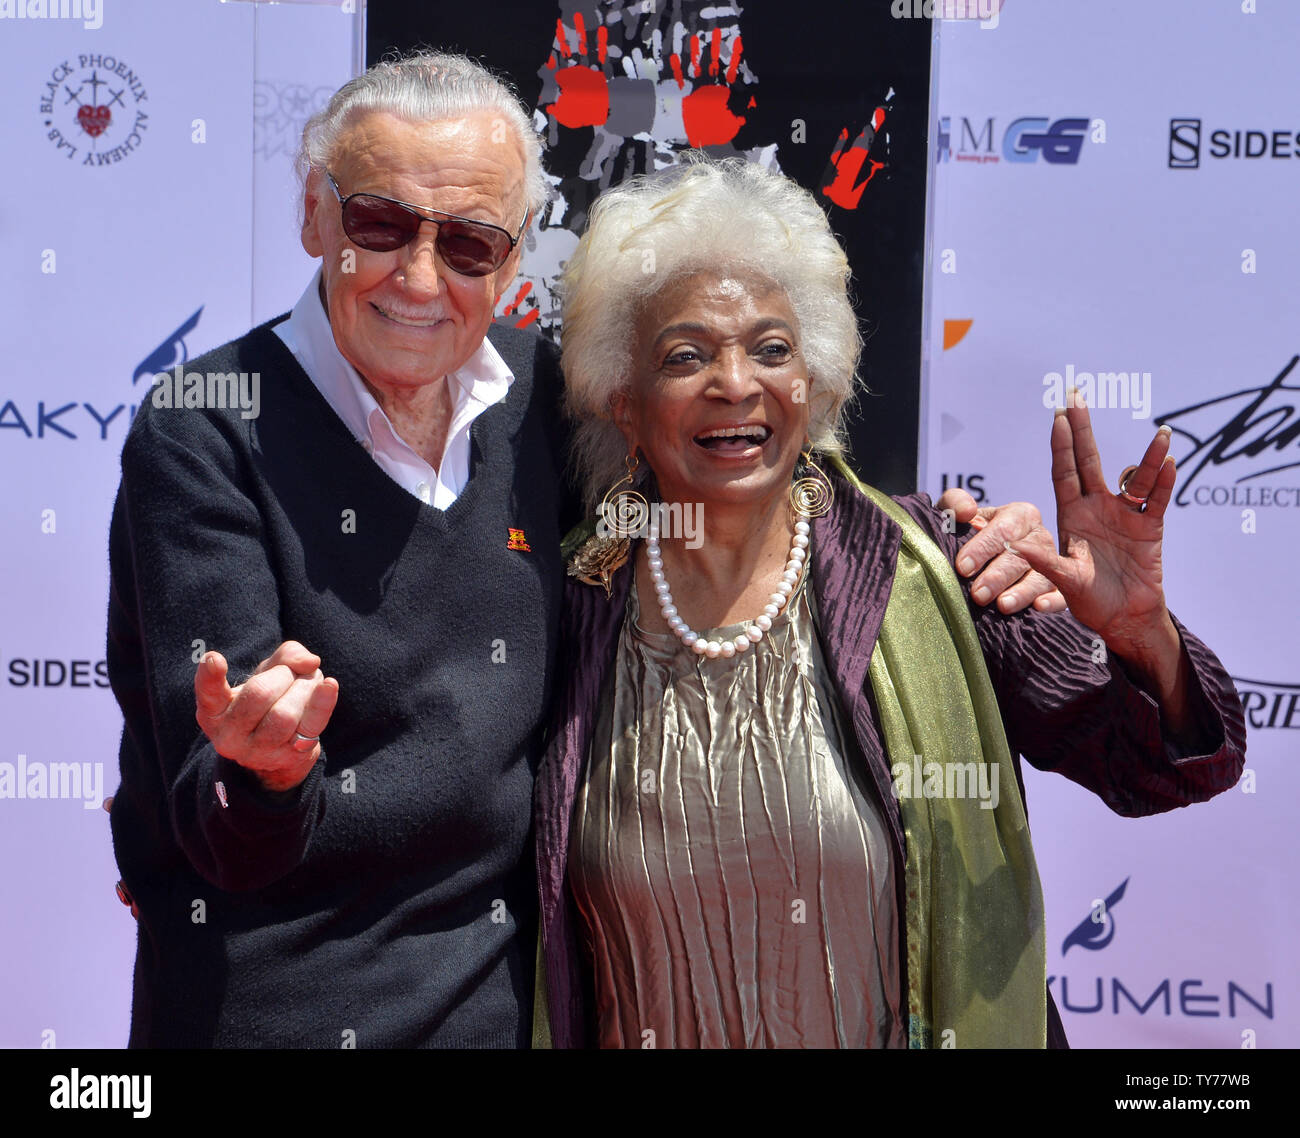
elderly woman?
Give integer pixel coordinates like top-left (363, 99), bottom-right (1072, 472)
top-left (533, 156), bottom-right (1247, 1049)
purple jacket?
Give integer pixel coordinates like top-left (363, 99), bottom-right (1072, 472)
top-left (535, 472), bottom-right (1248, 1048)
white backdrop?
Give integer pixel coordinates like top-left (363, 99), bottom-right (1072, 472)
top-left (0, 0), bottom-right (1290, 1048)
top-left (0, 0), bottom-right (359, 1048)
top-left (923, 1), bottom-right (1296, 1048)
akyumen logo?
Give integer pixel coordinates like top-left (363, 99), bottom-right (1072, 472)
top-left (0, 307), bottom-right (202, 442)
top-left (1061, 877), bottom-right (1128, 954)
top-left (132, 307), bottom-right (203, 386)
top-left (1049, 877), bottom-right (1274, 1021)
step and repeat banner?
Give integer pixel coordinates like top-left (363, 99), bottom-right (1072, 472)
top-left (0, 0), bottom-right (1289, 1049)
top-left (924, 2), bottom-right (1296, 1048)
top-left (0, 0), bottom-right (359, 1048)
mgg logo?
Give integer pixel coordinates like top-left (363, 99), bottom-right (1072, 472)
top-left (938, 115), bottom-right (1091, 165)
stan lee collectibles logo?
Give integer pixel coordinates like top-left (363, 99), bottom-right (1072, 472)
top-left (40, 54), bottom-right (149, 167)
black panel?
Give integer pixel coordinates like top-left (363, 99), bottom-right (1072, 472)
top-left (368, 1), bottom-right (931, 492)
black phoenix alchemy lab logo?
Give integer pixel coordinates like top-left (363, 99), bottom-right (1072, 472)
top-left (39, 54), bottom-right (149, 168)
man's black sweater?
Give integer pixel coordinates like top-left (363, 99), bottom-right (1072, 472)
top-left (107, 316), bottom-right (568, 1047)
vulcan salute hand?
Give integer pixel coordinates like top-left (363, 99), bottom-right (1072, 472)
top-left (1009, 389), bottom-right (1199, 740)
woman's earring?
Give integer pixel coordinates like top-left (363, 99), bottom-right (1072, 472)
top-left (599, 454), bottom-right (650, 538)
top-left (790, 451), bottom-right (834, 518)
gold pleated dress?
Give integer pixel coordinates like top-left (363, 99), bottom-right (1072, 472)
top-left (568, 561), bottom-right (907, 1048)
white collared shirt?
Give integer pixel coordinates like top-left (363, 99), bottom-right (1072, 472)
top-left (273, 269), bottom-right (513, 509)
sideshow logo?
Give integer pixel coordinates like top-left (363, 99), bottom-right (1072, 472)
top-left (938, 115), bottom-right (1091, 165)
top-left (1049, 877), bottom-right (1274, 1021)
top-left (1169, 118), bottom-right (1300, 169)
top-left (40, 54), bottom-right (148, 166)
top-left (7, 657), bottom-right (110, 688)
top-left (1233, 677), bottom-right (1300, 731)
top-left (1168, 119), bottom-right (1201, 168)
top-left (1155, 355), bottom-right (1300, 508)
top-left (0, 308), bottom-right (203, 442)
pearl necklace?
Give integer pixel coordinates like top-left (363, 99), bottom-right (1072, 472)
top-left (646, 518), bottom-right (811, 659)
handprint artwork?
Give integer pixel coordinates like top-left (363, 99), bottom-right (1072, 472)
top-left (493, 1), bottom-right (897, 335)
top-left (821, 96), bottom-right (894, 211)
top-left (501, 1), bottom-right (768, 334)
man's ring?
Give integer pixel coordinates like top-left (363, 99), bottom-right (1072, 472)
top-left (293, 731), bottom-right (320, 745)
top-left (1117, 465), bottom-right (1149, 511)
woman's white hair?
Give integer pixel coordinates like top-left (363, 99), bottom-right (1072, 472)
top-left (560, 153), bottom-right (862, 511)
top-left (295, 49), bottom-right (549, 222)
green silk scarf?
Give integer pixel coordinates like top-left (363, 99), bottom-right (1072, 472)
top-left (839, 460), bottom-right (1047, 1047)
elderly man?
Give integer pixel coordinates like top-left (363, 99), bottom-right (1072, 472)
top-left (106, 50), bottom-right (1063, 1048)
top-left (108, 52), bottom-right (569, 1048)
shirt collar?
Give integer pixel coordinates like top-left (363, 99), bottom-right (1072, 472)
top-left (287, 267), bottom-right (515, 449)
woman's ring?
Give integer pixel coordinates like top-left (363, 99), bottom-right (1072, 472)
top-left (1117, 465), bottom-right (1149, 511)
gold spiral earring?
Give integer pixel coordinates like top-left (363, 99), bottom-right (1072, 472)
top-left (598, 453), bottom-right (650, 539)
top-left (790, 451), bottom-right (834, 518)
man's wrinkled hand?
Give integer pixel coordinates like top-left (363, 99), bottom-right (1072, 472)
top-left (194, 641), bottom-right (339, 793)
top-left (936, 487), bottom-right (1067, 615)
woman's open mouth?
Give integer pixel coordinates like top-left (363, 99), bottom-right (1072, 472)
top-left (693, 424), bottom-right (773, 455)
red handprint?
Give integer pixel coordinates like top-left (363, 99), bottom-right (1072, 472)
top-left (821, 103), bottom-right (890, 210)
top-left (545, 13), bottom-right (611, 128)
top-left (671, 28), bottom-right (748, 147)
top-left (497, 280), bottom-right (540, 330)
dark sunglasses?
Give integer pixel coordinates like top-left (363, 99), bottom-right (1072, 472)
top-left (326, 171), bottom-right (527, 277)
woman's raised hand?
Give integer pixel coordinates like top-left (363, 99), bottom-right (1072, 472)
top-left (1008, 390), bottom-right (1198, 734)
top-left (1014, 389), bottom-right (1178, 656)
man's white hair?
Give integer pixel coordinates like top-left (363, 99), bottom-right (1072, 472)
top-left (296, 49), bottom-right (549, 222)
top-left (560, 154), bottom-right (862, 511)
